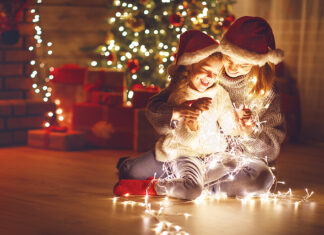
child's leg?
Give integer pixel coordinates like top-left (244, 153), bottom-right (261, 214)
top-left (118, 150), bottom-right (165, 180)
top-left (155, 156), bottom-right (204, 200)
top-left (208, 157), bottom-right (274, 197)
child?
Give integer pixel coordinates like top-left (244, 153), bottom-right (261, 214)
top-left (155, 31), bottom-right (238, 162)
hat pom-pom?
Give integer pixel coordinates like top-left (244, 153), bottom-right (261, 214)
top-left (268, 49), bottom-right (284, 65)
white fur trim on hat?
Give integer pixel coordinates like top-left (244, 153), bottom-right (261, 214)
top-left (218, 38), bottom-right (284, 66)
top-left (177, 44), bottom-right (219, 65)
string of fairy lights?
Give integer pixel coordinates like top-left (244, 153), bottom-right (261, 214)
top-left (112, 185), bottom-right (314, 235)
top-left (29, 0), bottom-right (63, 127)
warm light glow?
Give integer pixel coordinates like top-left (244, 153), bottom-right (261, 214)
top-left (56, 108), bottom-right (63, 115)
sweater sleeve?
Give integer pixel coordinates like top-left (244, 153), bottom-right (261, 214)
top-left (145, 88), bottom-right (174, 135)
top-left (239, 89), bottom-right (286, 163)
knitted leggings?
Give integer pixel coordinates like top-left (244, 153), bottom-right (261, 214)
top-left (118, 150), bottom-right (274, 200)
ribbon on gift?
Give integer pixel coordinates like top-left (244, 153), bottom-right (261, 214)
top-left (131, 83), bottom-right (160, 92)
top-left (84, 70), bottom-right (105, 92)
top-left (91, 92), bottom-right (123, 106)
top-left (44, 125), bottom-right (68, 149)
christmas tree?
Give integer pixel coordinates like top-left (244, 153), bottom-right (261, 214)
top-left (93, 0), bottom-right (236, 100)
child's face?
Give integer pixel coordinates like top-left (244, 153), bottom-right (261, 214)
top-left (222, 55), bottom-right (253, 77)
top-left (188, 56), bottom-right (222, 92)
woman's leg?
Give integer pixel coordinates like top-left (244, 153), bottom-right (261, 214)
top-left (118, 150), bottom-right (165, 180)
top-left (208, 157), bottom-right (275, 197)
top-left (155, 156), bottom-right (204, 200)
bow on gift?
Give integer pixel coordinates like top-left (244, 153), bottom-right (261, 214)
top-left (131, 83), bottom-right (160, 92)
top-left (84, 70), bottom-right (105, 92)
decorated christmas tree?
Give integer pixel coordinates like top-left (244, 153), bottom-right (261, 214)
top-left (92, 0), bottom-right (236, 100)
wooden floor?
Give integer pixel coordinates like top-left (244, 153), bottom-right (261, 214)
top-left (0, 144), bottom-right (323, 235)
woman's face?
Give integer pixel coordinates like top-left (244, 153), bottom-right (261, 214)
top-left (189, 56), bottom-right (222, 92)
top-left (222, 55), bottom-right (253, 78)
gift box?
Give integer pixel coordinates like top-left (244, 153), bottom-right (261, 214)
top-left (131, 84), bottom-right (160, 108)
top-left (84, 68), bottom-right (126, 102)
top-left (51, 83), bottom-right (84, 126)
top-left (50, 64), bottom-right (87, 85)
top-left (72, 103), bottom-right (157, 151)
top-left (50, 64), bottom-right (87, 126)
top-left (28, 129), bottom-right (87, 150)
top-left (91, 91), bottom-right (123, 106)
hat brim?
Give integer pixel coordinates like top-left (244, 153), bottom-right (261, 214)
top-left (177, 44), bottom-right (219, 65)
top-left (218, 38), bottom-right (284, 66)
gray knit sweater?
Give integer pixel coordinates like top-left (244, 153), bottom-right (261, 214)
top-left (146, 72), bottom-right (286, 162)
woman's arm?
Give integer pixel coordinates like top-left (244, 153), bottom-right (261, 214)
top-left (145, 88), bottom-right (174, 135)
top-left (239, 89), bottom-right (286, 163)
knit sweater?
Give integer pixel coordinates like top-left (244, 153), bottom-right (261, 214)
top-left (155, 84), bottom-right (237, 162)
top-left (146, 71), bottom-right (286, 162)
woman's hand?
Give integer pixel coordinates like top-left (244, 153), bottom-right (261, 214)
top-left (234, 105), bottom-right (256, 136)
top-left (191, 97), bottom-right (212, 112)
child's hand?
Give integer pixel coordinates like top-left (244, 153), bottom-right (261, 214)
top-left (173, 100), bottom-right (201, 122)
top-left (186, 119), bottom-right (199, 131)
top-left (234, 105), bottom-right (256, 136)
top-left (191, 97), bottom-right (212, 112)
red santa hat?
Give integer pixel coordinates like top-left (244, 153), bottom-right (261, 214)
top-left (218, 16), bottom-right (284, 66)
top-left (168, 30), bottom-right (219, 76)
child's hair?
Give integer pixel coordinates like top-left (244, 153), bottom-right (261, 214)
top-left (168, 52), bottom-right (223, 91)
top-left (249, 62), bottom-right (275, 97)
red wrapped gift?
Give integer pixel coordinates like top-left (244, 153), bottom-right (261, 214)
top-left (131, 84), bottom-right (160, 108)
top-left (72, 103), bottom-right (157, 151)
top-left (28, 128), bottom-right (87, 150)
top-left (91, 91), bottom-right (123, 106)
top-left (50, 64), bottom-right (87, 85)
top-left (84, 68), bottom-right (126, 102)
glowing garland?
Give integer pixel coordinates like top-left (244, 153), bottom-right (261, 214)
top-left (112, 186), bottom-right (313, 235)
top-left (29, 0), bottom-right (63, 127)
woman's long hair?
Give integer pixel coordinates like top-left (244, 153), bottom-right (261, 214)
top-left (249, 62), bottom-right (275, 97)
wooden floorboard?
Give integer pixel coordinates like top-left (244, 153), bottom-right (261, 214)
top-left (0, 144), bottom-right (323, 235)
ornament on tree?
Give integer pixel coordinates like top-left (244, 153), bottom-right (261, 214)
top-left (211, 22), bottom-right (222, 35)
top-left (127, 59), bottom-right (140, 74)
top-left (201, 18), bottom-right (210, 28)
top-left (222, 15), bottom-right (235, 31)
top-left (169, 12), bottom-right (184, 27)
top-left (0, 0), bottom-right (28, 45)
top-left (125, 17), bottom-right (145, 32)
top-left (182, 1), bottom-right (189, 9)
top-left (107, 52), bottom-right (115, 62)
